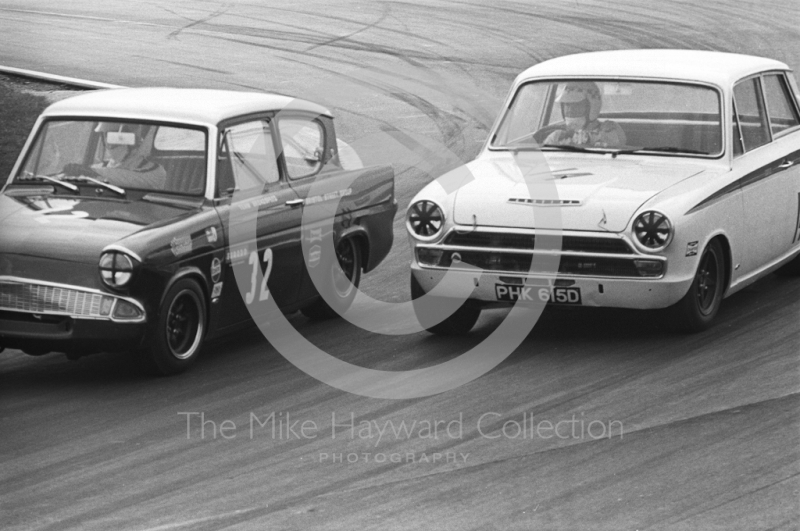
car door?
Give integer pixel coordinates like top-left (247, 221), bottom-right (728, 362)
top-left (213, 117), bottom-right (306, 329)
top-left (735, 73), bottom-right (800, 276)
top-left (274, 114), bottom-right (334, 302)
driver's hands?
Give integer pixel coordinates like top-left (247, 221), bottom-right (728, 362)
top-left (62, 163), bottom-right (100, 178)
top-left (572, 130), bottom-right (591, 145)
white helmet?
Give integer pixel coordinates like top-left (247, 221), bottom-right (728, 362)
top-left (556, 81), bottom-right (602, 122)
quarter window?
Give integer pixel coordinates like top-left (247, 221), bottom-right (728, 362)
top-left (278, 118), bottom-right (324, 179)
top-left (762, 73), bottom-right (800, 136)
top-left (733, 78), bottom-right (771, 152)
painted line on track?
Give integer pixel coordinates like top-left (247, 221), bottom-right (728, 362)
top-left (0, 64), bottom-right (363, 169)
top-left (0, 64), bottom-right (122, 90)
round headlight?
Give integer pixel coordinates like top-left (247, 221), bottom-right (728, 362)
top-left (632, 211), bottom-right (673, 252)
top-left (406, 200), bottom-right (445, 241)
top-left (99, 251), bottom-right (135, 288)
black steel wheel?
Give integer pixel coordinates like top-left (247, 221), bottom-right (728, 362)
top-left (672, 239), bottom-right (725, 332)
top-left (136, 278), bottom-right (207, 375)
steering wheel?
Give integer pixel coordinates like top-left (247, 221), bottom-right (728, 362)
top-left (60, 163), bottom-right (100, 178)
top-left (532, 124), bottom-right (567, 145)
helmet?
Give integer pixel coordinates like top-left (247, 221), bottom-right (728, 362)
top-left (555, 81), bottom-right (602, 122)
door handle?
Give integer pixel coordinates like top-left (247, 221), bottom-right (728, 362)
top-left (285, 199), bottom-right (305, 207)
top-left (779, 160), bottom-right (794, 169)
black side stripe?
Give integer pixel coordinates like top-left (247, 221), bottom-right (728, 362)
top-left (685, 180), bottom-right (740, 215)
top-left (686, 147), bottom-right (800, 215)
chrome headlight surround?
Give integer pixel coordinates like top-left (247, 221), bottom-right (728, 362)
top-left (99, 251), bottom-right (137, 289)
top-left (632, 210), bottom-right (673, 253)
top-left (406, 199), bottom-right (446, 242)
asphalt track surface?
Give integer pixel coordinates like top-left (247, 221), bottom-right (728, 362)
top-left (1, 1), bottom-right (799, 529)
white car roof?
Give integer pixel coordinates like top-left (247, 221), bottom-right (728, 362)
top-left (516, 49), bottom-right (790, 87)
top-left (43, 87), bottom-right (333, 125)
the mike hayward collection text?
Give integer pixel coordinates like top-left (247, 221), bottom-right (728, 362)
top-left (178, 411), bottom-right (624, 443)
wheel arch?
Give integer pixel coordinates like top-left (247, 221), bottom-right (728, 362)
top-left (708, 233), bottom-right (733, 297)
top-left (160, 267), bottom-right (211, 327)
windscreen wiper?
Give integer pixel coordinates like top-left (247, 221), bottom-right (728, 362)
top-left (16, 173), bottom-right (78, 192)
top-left (70, 175), bottom-right (126, 196)
top-left (541, 144), bottom-right (601, 153)
top-left (613, 146), bottom-right (709, 155)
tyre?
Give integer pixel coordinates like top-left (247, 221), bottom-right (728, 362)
top-left (301, 237), bottom-right (362, 320)
top-left (410, 273), bottom-right (480, 335)
top-left (672, 239), bottom-right (726, 333)
top-left (136, 278), bottom-right (207, 376)
top-left (775, 251), bottom-right (800, 276)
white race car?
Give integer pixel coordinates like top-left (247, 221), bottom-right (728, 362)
top-left (407, 50), bottom-right (800, 333)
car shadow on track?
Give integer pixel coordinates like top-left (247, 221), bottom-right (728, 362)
top-left (3, 275), bottom-right (796, 384)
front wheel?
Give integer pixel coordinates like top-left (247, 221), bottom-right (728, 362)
top-left (301, 237), bottom-right (362, 320)
top-left (136, 278), bottom-right (207, 376)
top-left (410, 273), bottom-right (481, 335)
top-left (671, 239), bottom-right (725, 333)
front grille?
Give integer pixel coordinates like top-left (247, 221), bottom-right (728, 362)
top-left (0, 280), bottom-right (114, 318)
top-left (444, 232), bottom-right (633, 254)
top-left (443, 251), bottom-right (642, 277)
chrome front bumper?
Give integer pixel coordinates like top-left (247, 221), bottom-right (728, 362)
top-left (410, 228), bottom-right (693, 310)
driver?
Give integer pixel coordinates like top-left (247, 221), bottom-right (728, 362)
top-left (63, 123), bottom-right (166, 189)
top-left (544, 81), bottom-right (626, 148)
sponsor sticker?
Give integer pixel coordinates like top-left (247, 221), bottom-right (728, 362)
top-left (307, 228), bottom-right (323, 243)
top-left (226, 246), bottom-right (249, 264)
top-left (205, 226), bottom-right (218, 243)
top-left (308, 244), bottom-right (321, 268)
top-left (210, 257), bottom-right (222, 282)
top-left (170, 235), bottom-right (193, 257)
top-left (211, 282), bottom-right (223, 298)
top-left (236, 195), bottom-right (278, 211)
top-left (305, 188), bottom-right (352, 206)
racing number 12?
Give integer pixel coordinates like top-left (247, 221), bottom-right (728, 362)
top-left (246, 248), bottom-right (273, 304)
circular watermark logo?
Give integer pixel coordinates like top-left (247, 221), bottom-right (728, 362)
top-left (224, 69), bottom-right (562, 398)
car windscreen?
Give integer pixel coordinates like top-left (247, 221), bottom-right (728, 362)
top-left (490, 80), bottom-right (723, 157)
top-left (15, 119), bottom-right (208, 195)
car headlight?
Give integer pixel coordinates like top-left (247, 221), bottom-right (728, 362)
top-left (99, 251), bottom-right (136, 288)
top-left (632, 211), bottom-right (673, 252)
top-left (407, 200), bottom-right (445, 241)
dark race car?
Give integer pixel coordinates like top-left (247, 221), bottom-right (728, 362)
top-left (0, 88), bottom-right (396, 374)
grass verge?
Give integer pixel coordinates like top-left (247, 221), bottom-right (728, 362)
top-left (0, 74), bottom-right (84, 178)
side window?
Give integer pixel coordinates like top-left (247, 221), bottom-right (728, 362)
top-left (733, 78), bottom-right (770, 152)
top-left (222, 120), bottom-right (279, 193)
top-left (277, 117), bottom-right (324, 179)
top-left (762, 73), bottom-right (800, 136)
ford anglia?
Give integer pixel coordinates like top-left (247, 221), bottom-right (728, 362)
top-left (407, 50), bottom-right (800, 333)
top-left (0, 88), bottom-right (396, 374)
